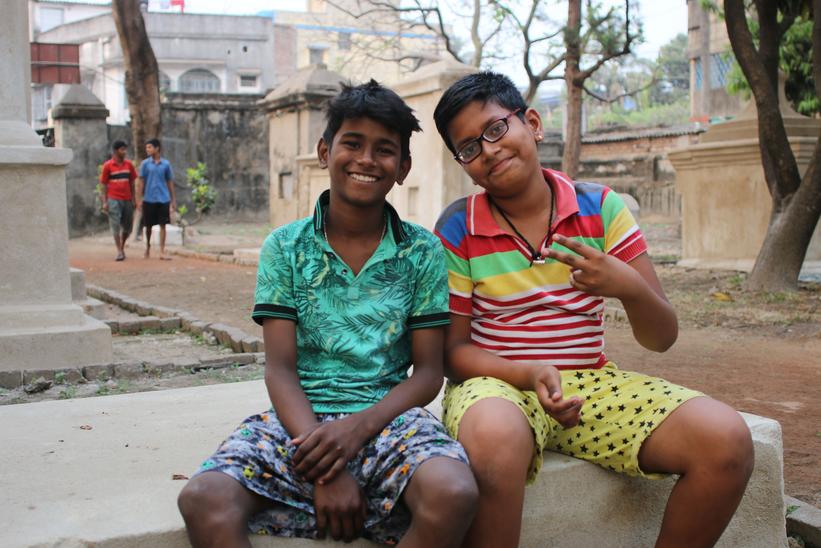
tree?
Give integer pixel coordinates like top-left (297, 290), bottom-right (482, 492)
top-left (651, 33), bottom-right (689, 105)
top-left (329, 1), bottom-right (639, 177)
top-left (562, 0), bottom-right (640, 177)
top-left (111, 0), bottom-right (161, 163)
top-left (724, 0), bottom-right (820, 291)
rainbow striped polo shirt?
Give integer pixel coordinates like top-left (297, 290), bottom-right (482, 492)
top-left (435, 169), bottom-right (647, 370)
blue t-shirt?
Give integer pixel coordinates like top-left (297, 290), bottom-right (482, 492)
top-left (139, 157), bottom-right (173, 204)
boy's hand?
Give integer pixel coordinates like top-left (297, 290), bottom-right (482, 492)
top-left (291, 416), bottom-right (367, 484)
top-left (313, 470), bottom-right (366, 542)
top-left (542, 234), bottom-right (644, 300)
top-left (530, 365), bottom-right (583, 428)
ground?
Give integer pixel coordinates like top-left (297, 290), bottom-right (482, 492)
top-left (34, 219), bottom-right (821, 508)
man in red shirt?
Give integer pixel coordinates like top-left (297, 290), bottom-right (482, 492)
top-left (99, 140), bottom-right (138, 261)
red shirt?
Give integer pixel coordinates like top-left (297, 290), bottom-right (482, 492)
top-left (100, 158), bottom-right (137, 200)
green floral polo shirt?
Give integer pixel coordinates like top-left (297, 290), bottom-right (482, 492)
top-left (252, 190), bottom-right (450, 413)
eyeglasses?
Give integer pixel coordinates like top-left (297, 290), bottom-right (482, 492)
top-left (453, 109), bottom-right (521, 164)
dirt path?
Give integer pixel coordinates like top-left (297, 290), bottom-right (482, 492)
top-left (69, 237), bottom-right (821, 507)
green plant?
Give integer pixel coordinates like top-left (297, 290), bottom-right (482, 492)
top-left (184, 162), bottom-right (217, 224)
top-left (54, 371), bottom-right (67, 385)
top-left (58, 386), bottom-right (77, 400)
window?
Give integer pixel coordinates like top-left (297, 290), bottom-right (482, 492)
top-left (159, 71), bottom-right (171, 93)
top-left (710, 53), bottom-right (732, 89)
top-left (309, 46), bottom-right (327, 65)
top-left (407, 187), bottom-right (419, 216)
top-left (338, 32), bottom-right (352, 51)
top-left (694, 58), bottom-right (703, 91)
top-left (179, 68), bottom-right (220, 93)
top-left (239, 74), bottom-right (258, 88)
top-left (279, 172), bottom-right (294, 201)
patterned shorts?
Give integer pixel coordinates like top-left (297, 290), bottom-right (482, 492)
top-left (107, 199), bottom-right (133, 237)
top-left (442, 362), bottom-right (702, 483)
top-left (194, 406), bottom-right (468, 545)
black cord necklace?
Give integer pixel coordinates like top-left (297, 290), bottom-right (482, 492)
top-left (489, 192), bottom-right (554, 266)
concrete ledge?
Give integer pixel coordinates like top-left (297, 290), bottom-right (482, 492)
top-left (786, 496), bottom-right (821, 547)
top-left (0, 381), bottom-right (787, 547)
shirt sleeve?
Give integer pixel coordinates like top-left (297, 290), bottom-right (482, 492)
top-left (165, 162), bottom-right (174, 182)
top-left (434, 204), bottom-right (474, 317)
top-left (129, 161), bottom-right (137, 182)
top-left (251, 231), bottom-right (297, 325)
top-left (100, 162), bottom-right (110, 185)
top-left (407, 235), bottom-right (450, 330)
top-left (600, 188), bottom-right (648, 263)
top-left (139, 160), bottom-right (147, 179)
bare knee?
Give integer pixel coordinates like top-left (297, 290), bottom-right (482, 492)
top-left (706, 412), bottom-right (754, 481)
top-left (459, 399), bottom-right (534, 486)
top-left (177, 473), bottom-right (251, 531)
top-left (409, 463), bottom-right (479, 529)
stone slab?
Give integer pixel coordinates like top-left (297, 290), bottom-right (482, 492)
top-left (149, 224), bottom-right (183, 246)
top-left (0, 316), bottom-right (112, 372)
top-left (0, 382), bottom-right (787, 548)
top-left (785, 495), bottom-right (821, 547)
top-left (79, 297), bottom-right (106, 320)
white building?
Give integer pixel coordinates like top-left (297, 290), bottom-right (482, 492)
top-left (29, 0), bottom-right (442, 128)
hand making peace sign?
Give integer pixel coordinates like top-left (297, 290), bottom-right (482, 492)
top-left (542, 234), bottom-right (645, 300)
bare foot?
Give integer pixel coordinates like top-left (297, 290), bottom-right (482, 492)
top-left (115, 251), bottom-right (125, 261)
top-left (160, 254), bottom-right (172, 261)
top-left (144, 245), bottom-right (150, 259)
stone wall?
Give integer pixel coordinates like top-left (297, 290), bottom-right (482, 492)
top-left (160, 93), bottom-right (269, 220)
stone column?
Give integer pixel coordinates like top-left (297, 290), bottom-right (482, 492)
top-left (392, 59), bottom-right (476, 230)
top-left (52, 84), bottom-right (110, 237)
top-left (669, 74), bottom-right (821, 271)
top-left (260, 64), bottom-right (343, 227)
top-left (0, 1), bottom-right (111, 372)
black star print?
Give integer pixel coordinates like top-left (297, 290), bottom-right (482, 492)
top-left (607, 443), bottom-right (615, 451)
top-left (593, 451), bottom-right (600, 457)
top-left (622, 438), bottom-right (629, 445)
top-left (646, 421), bottom-right (654, 429)
top-left (618, 404), bottom-right (626, 412)
top-left (643, 381), bottom-right (652, 386)
top-left (618, 450), bottom-right (625, 456)
top-left (578, 419), bottom-right (586, 427)
top-left (595, 413), bottom-right (604, 420)
top-left (592, 436), bottom-right (600, 443)
top-left (606, 405), bottom-right (613, 411)
top-left (631, 394), bottom-right (639, 399)
top-left (634, 406), bottom-right (642, 414)
top-left (580, 445), bottom-right (589, 453)
top-left (647, 399), bottom-right (653, 405)
top-left (574, 372), bottom-right (584, 380)
top-left (576, 432), bottom-right (582, 439)
top-left (664, 390), bottom-right (672, 396)
top-left (659, 407), bottom-right (667, 414)
top-left (593, 377), bottom-right (601, 384)
top-left (611, 386), bottom-right (620, 393)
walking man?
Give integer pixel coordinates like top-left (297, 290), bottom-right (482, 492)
top-left (99, 140), bottom-right (137, 261)
top-left (137, 138), bottom-right (176, 260)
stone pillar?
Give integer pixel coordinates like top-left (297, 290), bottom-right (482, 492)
top-left (52, 84), bottom-right (110, 237)
top-left (669, 74), bottom-right (821, 271)
top-left (0, 1), bottom-right (112, 372)
top-left (392, 59), bottom-right (476, 230)
top-left (260, 64), bottom-right (343, 227)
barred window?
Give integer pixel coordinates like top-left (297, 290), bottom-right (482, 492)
top-left (694, 58), bottom-right (703, 91)
top-left (179, 68), bottom-right (220, 93)
top-left (710, 53), bottom-right (732, 89)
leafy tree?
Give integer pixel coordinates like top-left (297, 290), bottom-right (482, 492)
top-left (111, 0), bottom-right (161, 163)
top-left (651, 33), bottom-right (689, 105)
top-left (724, 0), bottom-right (820, 291)
top-left (184, 162), bottom-right (217, 224)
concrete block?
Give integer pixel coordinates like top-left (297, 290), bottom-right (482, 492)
top-left (69, 267), bottom-right (87, 302)
top-left (54, 368), bottom-right (84, 384)
top-left (170, 357), bottom-right (201, 373)
top-left (78, 297), bottom-right (106, 320)
top-left (23, 369), bottom-right (56, 384)
top-left (195, 356), bottom-right (237, 370)
top-left (233, 247), bottom-right (260, 266)
top-left (139, 316), bottom-right (161, 331)
top-left (0, 316), bottom-right (112, 373)
top-left (150, 306), bottom-right (179, 318)
top-left (118, 297), bottom-right (140, 313)
top-left (118, 319), bottom-right (143, 335)
top-left (82, 363), bottom-right (113, 381)
top-left (785, 496), bottom-right (821, 547)
top-left (188, 320), bottom-right (210, 336)
top-left (0, 370), bottom-right (23, 389)
top-left (207, 323), bottom-right (232, 347)
top-left (252, 352), bottom-right (266, 364)
top-left (231, 353), bottom-right (256, 365)
top-left (218, 254), bottom-right (235, 264)
top-left (133, 301), bottom-right (154, 317)
top-left (226, 329), bottom-right (246, 353)
top-left (0, 383), bottom-right (788, 548)
top-left (104, 319), bottom-right (120, 333)
top-left (149, 223), bottom-right (183, 246)
top-left (144, 362), bottom-right (176, 377)
top-left (113, 362), bottom-right (144, 379)
top-left (160, 317), bottom-right (182, 331)
top-left (241, 336), bottom-right (262, 354)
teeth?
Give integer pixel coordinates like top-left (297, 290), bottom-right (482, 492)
top-left (350, 173), bottom-right (378, 183)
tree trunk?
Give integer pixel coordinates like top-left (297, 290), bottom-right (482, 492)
top-left (111, 0), bottom-right (161, 163)
top-left (724, 0), bottom-right (821, 291)
top-left (561, 0), bottom-right (582, 178)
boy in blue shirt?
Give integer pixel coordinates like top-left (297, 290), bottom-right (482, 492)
top-left (137, 138), bottom-right (176, 260)
top-left (178, 81), bottom-right (477, 547)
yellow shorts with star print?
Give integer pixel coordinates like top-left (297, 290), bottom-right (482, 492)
top-left (442, 362), bottom-right (703, 484)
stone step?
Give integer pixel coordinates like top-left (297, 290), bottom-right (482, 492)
top-left (0, 381), bottom-right (786, 547)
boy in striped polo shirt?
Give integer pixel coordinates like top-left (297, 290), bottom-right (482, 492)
top-left (433, 72), bottom-right (753, 547)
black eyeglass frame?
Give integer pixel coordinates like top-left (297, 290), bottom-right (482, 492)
top-left (452, 108), bottom-right (522, 164)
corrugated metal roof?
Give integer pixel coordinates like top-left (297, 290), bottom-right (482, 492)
top-left (582, 124), bottom-right (705, 144)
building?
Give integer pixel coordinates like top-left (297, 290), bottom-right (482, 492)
top-left (687, 0), bottom-right (742, 123)
top-left (28, 0), bottom-right (441, 128)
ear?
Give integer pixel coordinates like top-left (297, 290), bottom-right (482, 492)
top-left (524, 107), bottom-right (544, 141)
top-left (316, 137), bottom-right (329, 169)
top-left (395, 155), bottom-right (412, 186)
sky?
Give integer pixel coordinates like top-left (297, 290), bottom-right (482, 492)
top-left (177, 0), bottom-right (688, 61)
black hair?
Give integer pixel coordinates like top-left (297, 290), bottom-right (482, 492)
top-left (145, 138), bottom-right (161, 150)
top-left (112, 140), bottom-right (128, 151)
top-left (434, 71), bottom-right (527, 154)
top-left (322, 79), bottom-right (421, 160)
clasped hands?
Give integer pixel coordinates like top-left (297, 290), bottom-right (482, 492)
top-left (290, 415), bottom-right (369, 542)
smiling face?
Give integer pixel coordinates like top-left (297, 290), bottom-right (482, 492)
top-left (447, 100), bottom-right (543, 199)
top-left (317, 116), bottom-right (411, 209)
